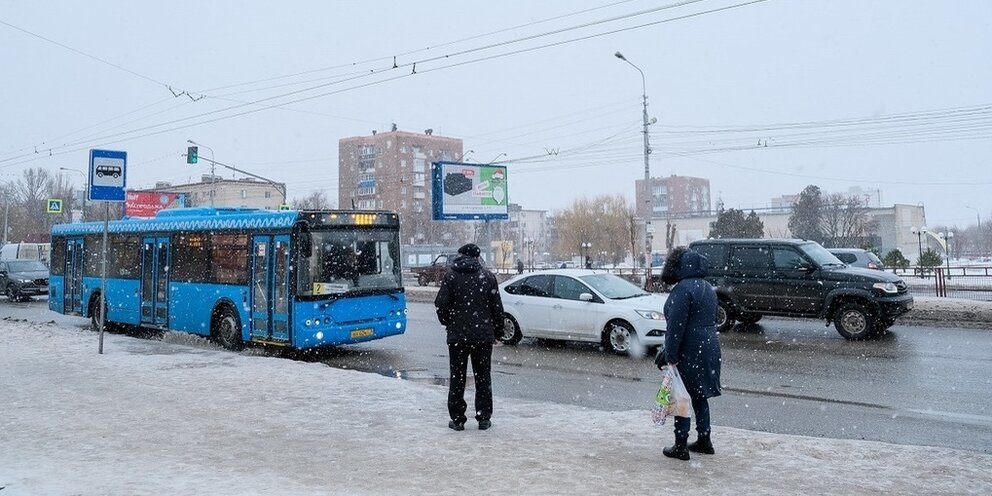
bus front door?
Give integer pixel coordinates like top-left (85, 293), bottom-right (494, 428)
top-left (250, 235), bottom-right (291, 343)
top-left (140, 237), bottom-right (170, 327)
top-left (64, 238), bottom-right (84, 314)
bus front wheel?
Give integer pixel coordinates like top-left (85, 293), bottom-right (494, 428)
top-left (213, 305), bottom-right (244, 351)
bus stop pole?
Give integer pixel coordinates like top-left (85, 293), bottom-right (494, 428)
top-left (99, 202), bottom-right (108, 354)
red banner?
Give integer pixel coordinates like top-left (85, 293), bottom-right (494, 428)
top-left (125, 191), bottom-right (186, 218)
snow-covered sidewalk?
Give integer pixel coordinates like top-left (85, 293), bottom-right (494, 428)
top-left (2, 319), bottom-right (990, 496)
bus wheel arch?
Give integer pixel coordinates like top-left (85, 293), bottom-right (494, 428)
top-left (212, 301), bottom-right (244, 351)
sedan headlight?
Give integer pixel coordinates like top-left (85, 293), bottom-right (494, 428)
top-left (635, 310), bottom-right (665, 320)
top-left (872, 282), bottom-right (898, 294)
top-left (17, 278), bottom-right (32, 284)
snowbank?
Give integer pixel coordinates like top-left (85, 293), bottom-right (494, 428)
top-left (2, 318), bottom-right (990, 495)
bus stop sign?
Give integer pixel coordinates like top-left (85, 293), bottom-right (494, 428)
top-left (88, 149), bottom-right (127, 202)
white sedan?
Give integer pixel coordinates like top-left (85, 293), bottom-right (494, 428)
top-left (499, 269), bottom-right (667, 355)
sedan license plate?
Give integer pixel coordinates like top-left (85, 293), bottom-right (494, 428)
top-left (350, 328), bottom-right (374, 338)
top-left (906, 300), bottom-right (913, 310)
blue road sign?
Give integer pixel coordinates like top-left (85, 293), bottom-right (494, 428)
top-left (88, 149), bottom-right (127, 202)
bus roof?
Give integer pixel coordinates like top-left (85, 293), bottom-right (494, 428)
top-left (52, 207), bottom-right (398, 236)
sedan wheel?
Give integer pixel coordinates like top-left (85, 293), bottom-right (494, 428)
top-left (604, 321), bottom-right (635, 355)
top-left (500, 314), bottom-right (522, 345)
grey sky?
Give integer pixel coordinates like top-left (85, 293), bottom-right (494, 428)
top-left (2, 0), bottom-right (990, 229)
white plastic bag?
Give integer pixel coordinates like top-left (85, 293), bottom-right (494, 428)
top-left (651, 365), bottom-right (692, 426)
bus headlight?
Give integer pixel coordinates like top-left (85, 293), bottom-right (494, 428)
top-left (315, 331), bottom-right (324, 340)
top-left (305, 319), bottom-right (312, 326)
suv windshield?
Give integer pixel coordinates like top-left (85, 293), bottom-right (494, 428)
top-left (6, 260), bottom-right (48, 272)
top-left (580, 273), bottom-right (647, 299)
top-left (798, 242), bottom-right (845, 267)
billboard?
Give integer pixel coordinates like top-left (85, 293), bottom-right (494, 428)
top-left (431, 161), bottom-right (509, 220)
top-left (124, 191), bottom-right (186, 218)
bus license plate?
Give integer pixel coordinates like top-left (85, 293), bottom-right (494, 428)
top-left (350, 328), bottom-right (374, 338)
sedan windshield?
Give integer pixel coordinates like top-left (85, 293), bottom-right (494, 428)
top-left (799, 242), bottom-right (845, 267)
top-left (579, 273), bottom-right (648, 299)
top-left (6, 260), bottom-right (48, 272)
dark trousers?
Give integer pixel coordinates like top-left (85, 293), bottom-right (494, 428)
top-left (447, 342), bottom-right (493, 423)
top-left (674, 396), bottom-right (711, 442)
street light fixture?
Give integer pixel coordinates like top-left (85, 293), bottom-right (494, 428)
top-left (615, 51), bottom-right (655, 280)
top-left (187, 139), bottom-right (216, 206)
top-left (59, 167), bottom-right (87, 222)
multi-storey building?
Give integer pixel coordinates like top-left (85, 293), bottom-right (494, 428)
top-left (142, 175), bottom-right (286, 210)
top-left (339, 128), bottom-right (464, 246)
top-left (634, 175), bottom-right (712, 219)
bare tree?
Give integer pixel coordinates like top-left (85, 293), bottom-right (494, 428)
top-left (291, 191), bottom-right (333, 210)
top-left (820, 193), bottom-right (873, 247)
top-left (554, 194), bottom-right (634, 266)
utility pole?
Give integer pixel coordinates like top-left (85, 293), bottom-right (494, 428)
top-left (616, 51), bottom-right (655, 282)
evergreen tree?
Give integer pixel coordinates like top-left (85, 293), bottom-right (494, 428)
top-left (882, 248), bottom-right (910, 270)
top-left (710, 208), bottom-right (764, 239)
top-left (788, 185), bottom-right (824, 243)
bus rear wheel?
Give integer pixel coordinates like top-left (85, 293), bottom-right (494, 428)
top-left (213, 305), bottom-right (244, 351)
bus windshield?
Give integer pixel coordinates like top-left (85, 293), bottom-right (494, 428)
top-left (296, 228), bottom-right (402, 297)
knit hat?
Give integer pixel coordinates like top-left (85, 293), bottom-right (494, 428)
top-left (457, 243), bottom-right (481, 257)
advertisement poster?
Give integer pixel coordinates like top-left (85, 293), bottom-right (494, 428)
top-left (124, 191), bottom-right (186, 218)
top-left (431, 161), bottom-right (509, 220)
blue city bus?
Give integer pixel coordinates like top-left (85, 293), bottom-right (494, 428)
top-left (48, 208), bottom-right (406, 350)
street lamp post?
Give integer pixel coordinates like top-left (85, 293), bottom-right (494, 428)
top-left (59, 167), bottom-right (88, 222)
top-left (187, 139), bottom-right (216, 206)
top-left (910, 226), bottom-right (925, 264)
top-left (581, 242), bottom-right (592, 268)
top-left (940, 231), bottom-right (954, 279)
top-left (966, 205), bottom-right (982, 257)
top-left (615, 51), bottom-right (654, 282)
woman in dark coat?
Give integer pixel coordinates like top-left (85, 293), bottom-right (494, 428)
top-left (655, 246), bottom-right (722, 461)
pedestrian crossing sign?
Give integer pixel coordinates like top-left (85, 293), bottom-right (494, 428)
top-left (47, 198), bottom-right (63, 214)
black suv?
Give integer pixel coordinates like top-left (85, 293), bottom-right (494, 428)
top-left (0, 259), bottom-right (50, 302)
top-left (688, 239), bottom-right (913, 340)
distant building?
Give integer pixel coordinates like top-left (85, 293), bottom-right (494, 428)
top-left (338, 127), bottom-right (465, 246)
top-left (635, 175), bottom-right (711, 219)
top-left (139, 175), bottom-right (285, 210)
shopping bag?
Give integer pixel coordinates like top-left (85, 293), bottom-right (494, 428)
top-left (651, 365), bottom-right (692, 426)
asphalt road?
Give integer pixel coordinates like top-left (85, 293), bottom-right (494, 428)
top-left (4, 298), bottom-right (990, 454)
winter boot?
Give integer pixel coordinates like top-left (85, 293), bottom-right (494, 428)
top-left (663, 441), bottom-right (690, 461)
top-left (688, 434), bottom-right (715, 455)
top-left (448, 420), bottom-right (465, 431)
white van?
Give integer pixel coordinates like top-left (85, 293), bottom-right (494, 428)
top-left (0, 243), bottom-right (51, 266)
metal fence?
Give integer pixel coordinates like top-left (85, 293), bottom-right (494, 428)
top-left (891, 266), bottom-right (992, 301)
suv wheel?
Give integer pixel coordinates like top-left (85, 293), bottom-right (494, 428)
top-left (833, 302), bottom-right (875, 340)
top-left (417, 274), bottom-right (429, 286)
top-left (716, 300), bottom-right (735, 332)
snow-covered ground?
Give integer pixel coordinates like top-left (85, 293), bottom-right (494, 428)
top-left (2, 318), bottom-right (991, 496)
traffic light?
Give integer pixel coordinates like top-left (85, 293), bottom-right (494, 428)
top-left (187, 146), bottom-right (198, 164)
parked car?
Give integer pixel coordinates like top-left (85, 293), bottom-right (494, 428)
top-left (499, 269), bottom-right (667, 355)
top-left (829, 248), bottom-right (885, 270)
top-left (688, 239), bottom-right (913, 340)
top-left (410, 253), bottom-right (457, 286)
top-left (0, 259), bottom-right (50, 302)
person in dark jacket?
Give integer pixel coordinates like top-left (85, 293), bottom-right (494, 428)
top-left (435, 243), bottom-right (505, 431)
top-left (654, 246), bottom-right (721, 460)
